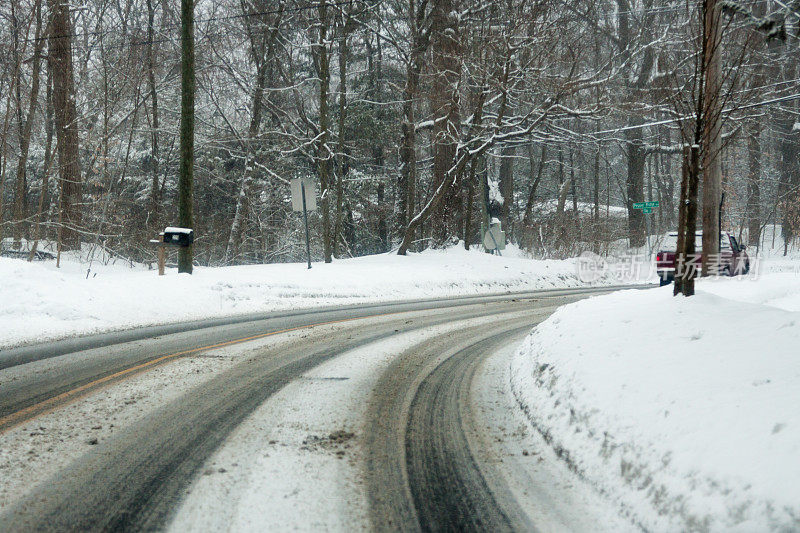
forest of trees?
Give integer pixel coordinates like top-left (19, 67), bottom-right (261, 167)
top-left (0, 0), bottom-right (798, 267)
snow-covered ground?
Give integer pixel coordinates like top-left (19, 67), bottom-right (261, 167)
top-left (532, 199), bottom-right (628, 217)
top-left (168, 313), bottom-right (634, 532)
top-left (0, 243), bottom-right (644, 350)
top-left (510, 273), bottom-right (800, 531)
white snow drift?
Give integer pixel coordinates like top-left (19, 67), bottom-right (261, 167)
top-left (511, 275), bottom-right (800, 532)
top-left (0, 244), bottom-right (641, 350)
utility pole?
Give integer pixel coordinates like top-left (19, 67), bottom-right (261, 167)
top-left (701, 0), bottom-right (722, 276)
top-left (178, 0), bottom-right (195, 273)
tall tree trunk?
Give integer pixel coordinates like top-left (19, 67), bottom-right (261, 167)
top-left (316, 0), bottom-right (332, 263)
top-left (498, 144), bottom-right (514, 240)
top-left (522, 143), bottom-right (546, 230)
top-left (555, 176), bottom-right (573, 252)
top-left (625, 124), bottom-right (646, 247)
top-left (396, 0), bottom-right (428, 245)
top-left (48, 0), bottom-right (83, 250)
top-left (224, 51), bottom-right (267, 265)
top-left (398, 86), bottom-right (493, 256)
top-left (616, 0), bottom-right (654, 249)
top-left (225, 1), bottom-right (283, 264)
top-left (377, 182), bottom-right (388, 251)
top-left (334, 16), bottom-right (352, 257)
top-left (0, 73), bottom-right (19, 246)
top-left (746, 120), bottom-right (761, 248)
top-left (570, 145), bottom-right (579, 237)
top-left (593, 142), bottom-right (600, 251)
top-left (370, 27), bottom-right (388, 252)
top-left (675, 146), bottom-right (701, 296)
top-left (13, 0), bottom-right (44, 247)
top-left (463, 157), bottom-right (477, 249)
top-left (178, 0), bottom-right (195, 273)
top-left (29, 62), bottom-right (55, 261)
top-left (429, 0), bottom-right (461, 245)
top-left (701, 0), bottom-right (722, 275)
top-left (146, 0), bottom-right (161, 232)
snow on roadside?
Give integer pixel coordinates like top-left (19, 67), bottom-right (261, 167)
top-left (0, 245), bottom-right (639, 350)
top-left (471, 341), bottom-right (637, 532)
top-left (510, 275), bottom-right (800, 531)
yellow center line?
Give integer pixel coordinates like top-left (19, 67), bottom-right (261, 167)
top-left (0, 311), bottom-right (397, 435)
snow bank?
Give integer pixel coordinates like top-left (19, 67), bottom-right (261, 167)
top-left (0, 245), bottom-right (638, 350)
top-left (533, 199), bottom-right (627, 218)
top-left (511, 275), bottom-right (800, 531)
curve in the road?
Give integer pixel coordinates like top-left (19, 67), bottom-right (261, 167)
top-left (0, 286), bottom-right (627, 433)
top-left (0, 299), bottom-right (539, 532)
top-left (364, 307), bottom-right (566, 532)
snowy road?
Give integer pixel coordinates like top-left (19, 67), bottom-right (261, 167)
top-left (0, 287), bottom-right (638, 531)
top-left (364, 314), bottom-right (538, 530)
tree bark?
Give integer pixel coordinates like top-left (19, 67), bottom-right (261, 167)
top-left (178, 0), bottom-right (195, 273)
top-left (314, 0), bottom-right (333, 263)
top-left (13, 0), bottom-right (45, 247)
top-left (146, 0), bottom-right (161, 233)
top-left (48, 0), bottom-right (83, 251)
top-left (29, 62), bottom-right (54, 261)
top-left (224, 1), bottom-right (283, 264)
top-left (625, 121), bottom-right (646, 247)
top-left (498, 144), bottom-right (514, 239)
top-left (555, 169), bottom-right (572, 250)
top-left (463, 157), bottom-right (477, 249)
top-left (429, 0), bottom-right (461, 245)
top-left (701, 0), bottom-right (722, 275)
top-left (522, 143), bottom-right (546, 230)
top-left (675, 146), bottom-right (700, 296)
top-left (334, 12), bottom-right (354, 257)
top-left (616, 0), bottom-right (654, 248)
top-left (746, 119), bottom-right (761, 248)
top-left (29, 63), bottom-right (55, 261)
top-left (396, 0), bottom-right (430, 245)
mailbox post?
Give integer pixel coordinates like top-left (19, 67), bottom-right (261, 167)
top-left (150, 227), bottom-right (194, 275)
top-left (149, 238), bottom-right (167, 275)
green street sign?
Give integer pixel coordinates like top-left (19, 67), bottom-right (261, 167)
top-left (633, 201), bottom-right (659, 210)
top-left (642, 207), bottom-right (653, 214)
top-left (633, 202), bottom-right (645, 209)
top-left (645, 201), bottom-right (659, 208)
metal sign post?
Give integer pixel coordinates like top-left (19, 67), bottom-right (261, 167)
top-left (301, 181), bottom-right (311, 269)
top-left (632, 201), bottom-right (659, 254)
top-left (291, 178), bottom-right (316, 269)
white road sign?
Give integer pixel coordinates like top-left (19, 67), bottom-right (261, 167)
top-left (483, 224), bottom-right (506, 251)
top-left (290, 178), bottom-right (317, 212)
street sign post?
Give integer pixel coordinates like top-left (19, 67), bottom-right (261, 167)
top-left (291, 178), bottom-right (316, 269)
top-left (632, 201), bottom-right (659, 253)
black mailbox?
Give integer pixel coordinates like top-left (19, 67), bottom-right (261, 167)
top-left (162, 227), bottom-right (194, 247)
